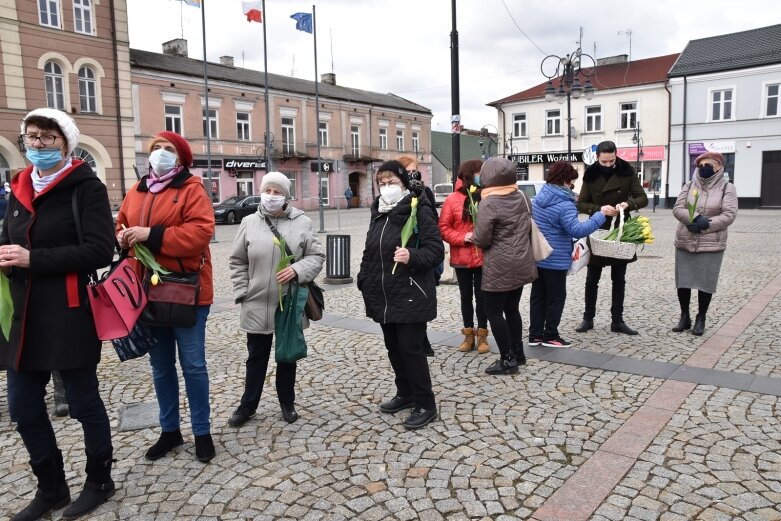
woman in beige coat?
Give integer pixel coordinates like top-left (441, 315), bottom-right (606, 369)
top-left (228, 172), bottom-right (325, 425)
top-left (672, 152), bottom-right (737, 335)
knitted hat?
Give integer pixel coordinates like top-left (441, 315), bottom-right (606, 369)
top-left (694, 151), bottom-right (724, 167)
top-left (149, 131), bottom-right (193, 167)
top-left (260, 171), bottom-right (291, 199)
top-left (479, 157), bottom-right (516, 188)
top-left (376, 160), bottom-right (410, 189)
top-left (21, 108), bottom-right (80, 157)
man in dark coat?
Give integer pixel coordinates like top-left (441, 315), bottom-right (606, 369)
top-left (575, 140), bottom-right (648, 335)
top-left (1, 108), bottom-right (116, 520)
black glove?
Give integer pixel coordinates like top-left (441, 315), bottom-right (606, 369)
top-left (693, 214), bottom-right (711, 231)
top-left (686, 222), bottom-right (700, 234)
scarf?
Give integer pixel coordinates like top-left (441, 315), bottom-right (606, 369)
top-left (32, 159), bottom-right (73, 194)
top-left (146, 166), bottom-right (183, 193)
top-left (480, 185), bottom-right (516, 198)
top-left (378, 189), bottom-right (410, 213)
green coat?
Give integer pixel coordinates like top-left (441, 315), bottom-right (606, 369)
top-left (577, 158), bottom-right (648, 267)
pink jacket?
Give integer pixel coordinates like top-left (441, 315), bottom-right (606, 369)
top-left (672, 173), bottom-right (737, 253)
top-left (438, 180), bottom-right (484, 269)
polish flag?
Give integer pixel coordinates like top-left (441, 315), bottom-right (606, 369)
top-left (242, 1), bottom-right (262, 23)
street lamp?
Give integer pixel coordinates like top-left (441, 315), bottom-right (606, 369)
top-left (479, 124), bottom-right (498, 160)
top-left (631, 121), bottom-right (643, 175)
top-left (541, 48), bottom-right (596, 156)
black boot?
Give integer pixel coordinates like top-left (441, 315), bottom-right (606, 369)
top-left (692, 314), bottom-right (706, 336)
top-left (513, 344), bottom-right (526, 366)
top-left (672, 312), bottom-right (691, 332)
top-left (575, 319), bottom-right (593, 333)
top-left (61, 454), bottom-right (115, 520)
top-left (12, 453), bottom-right (70, 521)
top-left (485, 356), bottom-right (519, 375)
top-left (145, 429), bottom-right (184, 461)
top-left (194, 434), bottom-right (215, 463)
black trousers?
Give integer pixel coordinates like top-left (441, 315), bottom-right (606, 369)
top-left (454, 267), bottom-right (487, 329)
top-left (482, 286), bottom-right (524, 360)
top-left (584, 264), bottom-right (627, 322)
top-left (239, 333), bottom-right (296, 410)
top-left (529, 267), bottom-right (568, 339)
top-left (380, 323), bottom-right (436, 410)
top-left (7, 366), bottom-right (112, 467)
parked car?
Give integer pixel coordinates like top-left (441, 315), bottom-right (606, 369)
top-left (433, 183), bottom-right (453, 207)
top-left (213, 195), bottom-right (261, 224)
top-left (516, 181), bottom-right (546, 199)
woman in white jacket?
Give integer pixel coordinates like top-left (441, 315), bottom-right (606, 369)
top-left (228, 172), bottom-right (325, 426)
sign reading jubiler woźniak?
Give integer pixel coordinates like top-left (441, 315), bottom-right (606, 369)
top-left (510, 152), bottom-right (583, 164)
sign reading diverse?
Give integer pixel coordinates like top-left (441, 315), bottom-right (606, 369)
top-left (510, 152), bottom-right (583, 165)
top-left (310, 161), bottom-right (335, 173)
top-left (224, 157), bottom-right (267, 170)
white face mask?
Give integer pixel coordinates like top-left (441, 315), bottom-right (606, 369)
top-left (261, 193), bottom-right (286, 212)
top-left (149, 149), bottom-right (178, 176)
top-left (379, 185), bottom-right (403, 205)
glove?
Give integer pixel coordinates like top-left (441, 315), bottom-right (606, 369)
top-left (693, 214), bottom-right (711, 231)
top-left (685, 222), bottom-right (700, 234)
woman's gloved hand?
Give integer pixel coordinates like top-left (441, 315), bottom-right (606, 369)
top-left (693, 214), bottom-right (711, 231)
top-left (686, 222), bottom-right (700, 234)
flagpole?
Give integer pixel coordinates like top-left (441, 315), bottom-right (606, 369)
top-left (262, 0), bottom-right (272, 171)
top-left (201, 0), bottom-right (217, 242)
top-left (313, 4), bottom-right (325, 233)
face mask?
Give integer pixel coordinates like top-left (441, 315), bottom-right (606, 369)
top-left (261, 193), bottom-right (286, 212)
top-left (599, 164), bottom-right (614, 174)
top-left (473, 175), bottom-right (481, 187)
top-left (379, 184), bottom-right (403, 205)
top-left (26, 147), bottom-right (63, 171)
top-left (149, 149), bottom-right (178, 176)
top-left (699, 164), bottom-right (715, 178)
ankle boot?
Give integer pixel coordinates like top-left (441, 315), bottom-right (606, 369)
top-left (458, 327), bottom-right (475, 352)
top-left (513, 344), bottom-right (526, 366)
top-left (145, 429), bottom-right (184, 461)
top-left (672, 312), bottom-right (691, 332)
top-left (475, 328), bottom-right (490, 354)
top-left (12, 453), bottom-right (70, 521)
top-left (692, 313), bottom-right (706, 336)
top-left (61, 454), bottom-right (115, 520)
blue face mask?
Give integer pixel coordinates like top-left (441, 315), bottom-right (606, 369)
top-left (26, 147), bottom-right (63, 171)
top-left (473, 175), bottom-right (481, 187)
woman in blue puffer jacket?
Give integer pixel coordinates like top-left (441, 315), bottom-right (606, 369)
top-left (529, 161), bottom-right (613, 348)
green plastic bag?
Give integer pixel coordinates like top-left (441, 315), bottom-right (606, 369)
top-left (274, 282), bottom-right (309, 364)
top-left (0, 271), bottom-right (13, 341)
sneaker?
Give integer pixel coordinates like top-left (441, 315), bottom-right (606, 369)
top-left (379, 396), bottom-right (415, 414)
top-left (402, 408), bottom-right (437, 430)
top-left (227, 405), bottom-right (256, 427)
top-left (542, 337), bottom-right (572, 348)
top-left (527, 337), bottom-right (543, 347)
top-left (485, 358), bottom-right (519, 375)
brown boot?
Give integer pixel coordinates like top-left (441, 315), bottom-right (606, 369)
top-left (476, 328), bottom-right (491, 354)
top-left (458, 328), bottom-right (475, 352)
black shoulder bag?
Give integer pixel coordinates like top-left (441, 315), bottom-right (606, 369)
top-left (264, 216), bottom-right (324, 321)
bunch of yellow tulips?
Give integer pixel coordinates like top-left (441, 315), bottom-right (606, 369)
top-left (605, 215), bottom-right (654, 244)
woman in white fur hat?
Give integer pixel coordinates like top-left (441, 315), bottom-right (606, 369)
top-left (227, 172), bottom-right (325, 426)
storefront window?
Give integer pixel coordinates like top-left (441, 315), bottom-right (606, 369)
top-left (236, 171), bottom-right (253, 197)
top-left (640, 161), bottom-right (662, 192)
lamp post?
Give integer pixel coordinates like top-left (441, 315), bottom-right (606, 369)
top-left (631, 121), bottom-right (643, 175)
top-left (541, 48), bottom-right (596, 157)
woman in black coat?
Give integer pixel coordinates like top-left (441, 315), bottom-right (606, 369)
top-left (1, 109), bottom-right (116, 520)
top-left (575, 140), bottom-right (648, 335)
top-left (357, 160), bottom-right (444, 430)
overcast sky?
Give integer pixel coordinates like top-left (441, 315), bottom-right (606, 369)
top-left (127, 0), bottom-right (779, 134)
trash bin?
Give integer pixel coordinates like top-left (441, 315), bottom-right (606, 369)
top-left (324, 234), bottom-right (353, 284)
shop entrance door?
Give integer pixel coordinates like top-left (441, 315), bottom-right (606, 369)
top-left (760, 151), bottom-right (781, 207)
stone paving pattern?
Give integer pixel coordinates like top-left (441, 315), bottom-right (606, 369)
top-left (0, 208), bottom-right (779, 520)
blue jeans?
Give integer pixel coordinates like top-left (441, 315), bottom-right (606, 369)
top-left (148, 305), bottom-right (211, 435)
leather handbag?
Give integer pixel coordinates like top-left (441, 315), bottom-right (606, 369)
top-left (140, 269), bottom-right (200, 328)
top-left (111, 321), bottom-right (158, 361)
top-left (521, 193), bottom-right (553, 261)
top-left (88, 256), bottom-right (147, 341)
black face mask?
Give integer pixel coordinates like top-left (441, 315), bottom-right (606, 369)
top-left (599, 164), bottom-right (614, 174)
top-left (699, 164), bottom-right (715, 178)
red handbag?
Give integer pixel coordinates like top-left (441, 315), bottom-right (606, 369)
top-left (88, 257), bottom-right (147, 340)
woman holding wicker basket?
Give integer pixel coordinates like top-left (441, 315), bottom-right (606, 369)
top-left (575, 141), bottom-right (648, 336)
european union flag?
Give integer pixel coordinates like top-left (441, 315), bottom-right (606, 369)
top-left (290, 12), bottom-right (313, 34)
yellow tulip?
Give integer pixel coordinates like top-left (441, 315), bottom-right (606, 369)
top-left (272, 236), bottom-right (280, 246)
top-left (151, 273), bottom-right (160, 286)
top-left (692, 189), bottom-right (699, 198)
top-left (469, 185), bottom-right (477, 193)
top-left (411, 196), bottom-right (418, 208)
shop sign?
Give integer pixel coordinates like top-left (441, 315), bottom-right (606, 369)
top-left (224, 157), bottom-right (267, 170)
top-left (511, 152), bottom-right (583, 164)
top-left (310, 161), bottom-right (335, 173)
top-left (192, 158), bottom-right (222, 169)
top-left (688, 141), bottom-right (736, 155)
top-left (617, 146), bottom-right (666, 162)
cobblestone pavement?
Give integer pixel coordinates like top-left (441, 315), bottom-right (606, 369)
top-left (0, 208), bottom-right (780, 520)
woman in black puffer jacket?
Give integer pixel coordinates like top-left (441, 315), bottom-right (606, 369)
top-left (357, 160), bottom-right (444, 430)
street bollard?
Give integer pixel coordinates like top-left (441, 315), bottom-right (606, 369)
top-left (324, 234), bottom-right (353, 284)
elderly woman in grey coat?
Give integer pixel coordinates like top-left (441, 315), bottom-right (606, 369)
top-left (672, 151), bottom-right (737, 336)
top-left (228, 172), bottom-right (325, 426)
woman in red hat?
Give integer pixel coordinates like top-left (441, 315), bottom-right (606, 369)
top-left (115, 131), bottom-right (216, 463)
top-left (671, 151), bottom-right (737, 335)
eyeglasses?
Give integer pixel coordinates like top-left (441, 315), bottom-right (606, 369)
top-left (378, 181), bottom-right (402, 188)
top-left (21, 134), bottom-right (61, 146)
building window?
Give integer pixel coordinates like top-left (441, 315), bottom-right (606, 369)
top-left (236, 112), bottom-right (250, 140)
top-left (165, 105), bottom-right (182, 134)
top-left (202, 108), bottom-right (218, 138)
top-left (73, 0), bottom-right (94, 35)
top-left (545, 110), bottom-right (561, 135)
top-left (396, 130), bottom-right (404, 151)
top-left (318, 121), bottom-right (328, 147)
top-left (513, 113), bottom-right (527, 138)
top-left (711, 89), bottom-right (733, 121)
top-left (281, 117), bottom-right (295, 154)
top-left (619, 102), bottom-right (637, 130)
top-left (351, 125), bottom-right (360, 156)
top-left (73, 147), bottom-right (97, 175)
top-left (283, 172), bottom-right (297, 200)
top-left (77, 66), bottom-right (97, 113)
top-left (766, 84), bottom-right (780, 117)
top-left (38, 0), bottom-right (61, 28)
top-left (378, 128), bottom-right (388, 150)
top-left (412, 131), bottom-right (420, 152)
top-left (44, 61), bottom-right (65, 110)
top-left (585, 106), bottom-right (602, 132)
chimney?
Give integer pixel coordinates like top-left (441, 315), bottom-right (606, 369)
top-left (162, 38), bottom-right (188, 58)
top-left (321, 73), bottom-right (336, 85)
top-left (219, 56), bottom-right (235, 67)
top-left (596, 54), bottom-right (628, 66)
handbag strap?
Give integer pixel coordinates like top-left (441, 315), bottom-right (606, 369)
top-left (264, 215), bottom-right (296, 259)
